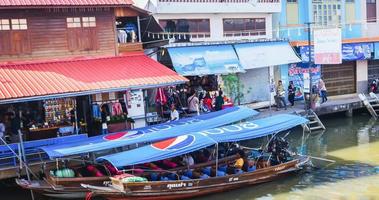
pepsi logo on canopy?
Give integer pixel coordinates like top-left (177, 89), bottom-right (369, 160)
top-left (151, 135), bottom-right (195, 151)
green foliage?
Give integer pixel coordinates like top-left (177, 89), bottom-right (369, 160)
top-left (222, 74), bottom-right (251, 105)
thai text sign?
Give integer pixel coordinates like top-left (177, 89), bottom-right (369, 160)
top-left (288, 63), bottom-right (321, 100)
top-left (314, 28), bottom-right (342, 64)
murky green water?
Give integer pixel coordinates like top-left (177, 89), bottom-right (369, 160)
top-left (3, 112), bottom-right (379, 200)
top-left (195, 112), bottom-right (379, 200)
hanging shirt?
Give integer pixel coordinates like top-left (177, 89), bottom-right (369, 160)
top-left (92, 104), bottom-right (101, 119)
top-left (112, 102), bottom-right (123, 116)
top-left (0, 123), bottom-right (5, 138)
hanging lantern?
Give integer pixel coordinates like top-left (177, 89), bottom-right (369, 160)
top-left (178, 34), bottom-right (182, 39)
top-left (349, 23), bottom-right (352, 31)
top-left (152, 33), bottom-right (155, 39)
top-left (184, 34), bottom-right (187, 40)
top-left (148, 32), bottom-right (151, 38)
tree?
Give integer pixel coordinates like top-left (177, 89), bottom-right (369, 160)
top-left (222, 74), bottom-right (251, 105)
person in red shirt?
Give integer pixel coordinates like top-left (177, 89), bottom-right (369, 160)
top-left (203, 92), bottom-right (214, 112)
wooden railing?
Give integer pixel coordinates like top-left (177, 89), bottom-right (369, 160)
top-left (158, 0), bottom-right (279, 3)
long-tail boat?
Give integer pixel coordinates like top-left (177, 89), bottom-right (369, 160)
top-left (82, 114), bottom-right (311, 200)
top-left (16, 107), bottom-right (258, 199)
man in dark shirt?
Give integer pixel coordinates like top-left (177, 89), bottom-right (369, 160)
top-left (214, 90), bottom-right (224, 111)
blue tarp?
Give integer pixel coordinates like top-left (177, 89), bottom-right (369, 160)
top-left (41, 106), bottom-right (258, 158)
top-left (98, 114), bottom-right (308, 168)
top-left (234, 42), bottom-right (301, 69)
top-left (167, 45), bottom-right (245, 76)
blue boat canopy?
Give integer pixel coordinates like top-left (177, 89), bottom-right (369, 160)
top-left (98, 114), bottom-right (308, 168)
top-left (41, 106), bottom-right (258, 158)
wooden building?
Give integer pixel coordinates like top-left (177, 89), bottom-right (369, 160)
top-left (0, 0), bottom-right (148, 62)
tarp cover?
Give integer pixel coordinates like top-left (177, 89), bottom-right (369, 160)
top-left (167, 45), bottom-right (244, 76)
top-left (234, 41), bottom-right (301, 69)
top-left (98, 114), bottom-right (308, 168)
top-left (41, 106), bottom-right (258, 158)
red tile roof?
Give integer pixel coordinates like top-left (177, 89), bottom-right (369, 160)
top-left (0, 0), bottom-right (134, 7)
top-left (0, 53), bottom-right (187, 102)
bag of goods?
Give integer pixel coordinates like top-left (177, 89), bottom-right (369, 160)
top-left (51, 168), bottom-right (75, 178)
top-left (86, 165), bottom-right (104, 177)
top-left (121, 176), bottom-right (148, 183)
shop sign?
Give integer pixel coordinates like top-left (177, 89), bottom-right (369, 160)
top-left (314, 28), bottom-right (342, 64)
top-left (375, 42), bottom-right (379, 60)
top-left (167, 45), bottom-right (244, 76)
top-left (300, 42), bottom-right (373, 62)
top-left (288, 63), bottom-right (321, 100)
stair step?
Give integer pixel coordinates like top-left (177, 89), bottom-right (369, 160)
top-left (310, 126), bottom-right (323, 131)
top-left (309, 121), bottom-right (319, 125)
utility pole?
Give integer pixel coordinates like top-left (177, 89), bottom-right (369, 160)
top-left (305, 22), bottom-right (314, 114)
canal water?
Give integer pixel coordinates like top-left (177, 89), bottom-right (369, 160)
top-left (2, 111), bottom-right (379, 200)
top-left (196, 112), bottom-right (379, 200)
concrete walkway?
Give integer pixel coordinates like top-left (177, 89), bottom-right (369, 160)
top-left (245, 93), bottom-right (363, 118)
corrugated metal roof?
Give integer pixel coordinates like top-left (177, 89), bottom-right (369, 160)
top-left (0, 53), bottom-right (187, 102)
top-left (0, 0), bottom-right (134, 6)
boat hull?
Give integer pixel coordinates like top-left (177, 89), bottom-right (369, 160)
top-left (89, 157), bottom-right (309, 200)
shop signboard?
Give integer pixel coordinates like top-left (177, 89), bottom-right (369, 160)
top-left (300, 42), bottom-right (373, 62)
top-left (313, 28), bottom-right (342, 64)
top-left (234, 41), bottom-right (301, 69)
top-left (375, 42), bottom-right (379, 60)
top-left (167, 45), bottom-right (244, 76)
top-left (288, 63), bottom-right (321, 100)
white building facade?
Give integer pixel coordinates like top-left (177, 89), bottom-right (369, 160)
top-left (147, 0), bottom-right (284, 105)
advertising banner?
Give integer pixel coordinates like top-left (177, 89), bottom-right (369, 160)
top-left (314, 28), bottom-right (342, 64)
top-left (375, 42), bottom-right (379, 60)
top-left (300, 43), bottom-right (373, 62)
top-left (234, 41), bottom-right (301, 69)
top-left (288, 63), bottom-right (321, 100)
top-left (167, 45), bottom-right (244, 76)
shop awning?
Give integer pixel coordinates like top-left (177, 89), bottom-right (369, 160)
top-left (234, 41), bottom-right (301, 69)
top-left (0, 53), bottom-right (187, 104)
top-left (167, 45), bottom-right (245, 76)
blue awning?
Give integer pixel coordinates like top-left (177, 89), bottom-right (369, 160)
top-left (98, 114), bottom-right (308, 168)
top-left (234, 41), bottom-right (301, 69)
top-left (167, 45), bottom-right (245, 76)
top-left (41, 106), bottom-right (258, 158)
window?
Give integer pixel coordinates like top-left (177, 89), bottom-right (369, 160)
top-left (0, 19), bottom-right (10, 30)
top-left (223, 18), bottom-right (266, 37)
top-left (159, 19), bottom-right (211, 38)
top-left (67, 17), bottom-right (81, 28)
top-left (313, 0), bottom-right (342, 26)
top-left (367, 0), bottom-right (377, 22)
top-left (67, 17), bottom-right (98, 51)
top-left (82, 17), bottom-right (96, 27)
top-left (11, 19), bottom-right (27, 30)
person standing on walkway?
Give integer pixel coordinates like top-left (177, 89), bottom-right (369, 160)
top-left (276, 80), bottom-right (287, 110)
top-left (187, 91), bottom-right (199, 114)
top-left (214, 90), bottom-right (224, 111)
top-left (288, 81), bottom-right (295, 106)
top-left (318, 78), bottom-right (328, 104)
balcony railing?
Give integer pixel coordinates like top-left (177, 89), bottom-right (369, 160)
top-left (158, 0), bottom-right (279, 3)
